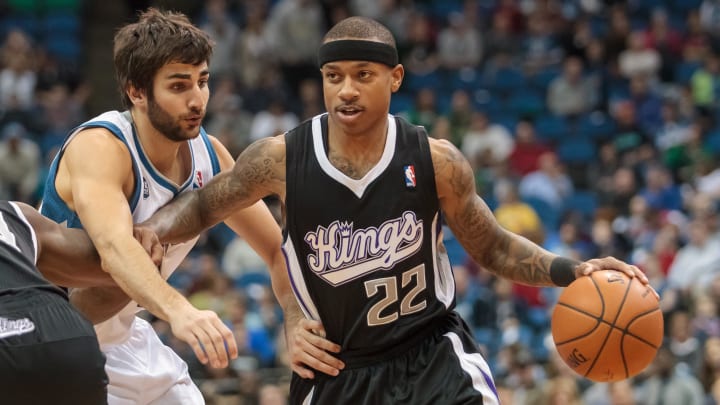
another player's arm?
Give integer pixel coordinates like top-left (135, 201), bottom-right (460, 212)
top-left (147, 136), bottom-right (285, 243)
top-left (431, 139), bottom-right (649, 286)
top-left (207, 136), bottom-right (343, 377)
top-left (15, 202), bottom-right (162, 288)
top-left (432, 139), bottom-right (561, 286)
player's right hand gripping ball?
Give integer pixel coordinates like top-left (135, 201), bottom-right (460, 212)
top-left (551, 270), bottom-right (663, 382)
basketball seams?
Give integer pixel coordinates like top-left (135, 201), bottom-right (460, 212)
top-left (584, 273), bottom-right (633, 379)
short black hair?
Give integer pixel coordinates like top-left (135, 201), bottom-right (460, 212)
top-left (323, 16), bottom-right (396, 49)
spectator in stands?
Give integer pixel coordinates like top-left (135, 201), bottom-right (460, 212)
top-left (643, 8), bottom-right (683, 83)
top-left (508, 118), bottom-right (553, 177)
top-left (690, 52), bottom-right (720, 113)
top-left (629, 74), bottom-right (663, 134)
top-left (249, 94), bottom-right (299, 142)
top-left (683, 10), bottom-right (711, 64)
top-left (0, 29), bottom-right (37, 111)
top-left (519, 151), bottom-right (574, 211)
top-left (234, 3), bottom-right (273, 90)
top-left (461, 110), bottom-right (515, 170)
top-left (637, 343), bottom-right (705, 405)
top-left (399, 87), bottom-right (439, 133)
top-left (0, 122), bottom-right (40, 203)
top-left (667, 219), bottom-right (720, 293)
top-left (619, 31), bottom-right (661, 81)
top-left (446, 89), bottom-right (473, 147)
top-left (603, 6), bottom-right (632, 65)
top-left (639, 163), bottom-right (683, 212)
top-left (667, 310), bottom-right (703, 372)
top-left (493, 179), bottom-right (544, 245)
top-left (484, 11), bottom-right (522, 67)
top-left (547, 55), bottom-right (599, 117)
top-left (436, 12), bottom-right (482, 70)
top-left (398, 12), bottom-right (438, 76)
top-left (264, 0), bottom-right (325, 96)
top-left (521, 11), bottom-right (563, 73)
top-left (200, 0), bottom-right (239, 78)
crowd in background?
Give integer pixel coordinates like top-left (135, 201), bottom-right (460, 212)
top-left (4, 0), bottom-right (720, 403)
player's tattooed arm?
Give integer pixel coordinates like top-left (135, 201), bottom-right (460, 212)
top-left (430, 139), bottom-right (557, 287)
top-left (145, 136), bottom-right (286, 244)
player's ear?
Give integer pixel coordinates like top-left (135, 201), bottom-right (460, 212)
top-left (390, 64), bottom-right (404, 93)
top-left (127, 85), bottom-right (146, 107)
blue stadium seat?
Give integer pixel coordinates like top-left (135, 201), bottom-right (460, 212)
top-left (482, 67), bottom-right (526, 94)
top-left (530, 66), bottom-right (561, 91)
top-left (578, 111), bottom-right (617, 141)
top-left (675, 61), bottom-right (701, 85)
top-left (233, 272), bottom-right (271, 290)
top-left (564, 190), bottom-right (599, 220)
top-left (403, 70), bottom-right (442, 92)
top-left (505, 89), bottom-right (545, 117)
top-left (390, 92), bottom-right (414, 114)
top-left (522, 196), bottom-right (561, 230)
top-left (534, 114), bottom-right (569, 143)
top-left (556, 138), bottom-right (597, 164)
top-left (44, 34), bottom-right (81, 62)
top-left (43, 12), bottom-right (80, 36)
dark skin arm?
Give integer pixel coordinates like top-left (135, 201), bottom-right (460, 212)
top-left (14, 202), bottom-right (163, 288)
top-left (430, 138), bottom-right (651, 286)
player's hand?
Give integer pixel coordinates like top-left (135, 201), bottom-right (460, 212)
top-left (287, 318), bottom-right (344, 379)
top-left (132, 226), bottom-right (164, 268)
top-left (167, 305), bottom-right (238, 368)
top-left (575, 256), bottom-right (659, 299)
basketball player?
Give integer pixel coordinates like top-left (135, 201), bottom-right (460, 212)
top-left (142, 17), bottom-right (654, 404)
top-left (0, 200), bottom-right (162, 404)
top-left (40, 8), bottom-right (312, 404)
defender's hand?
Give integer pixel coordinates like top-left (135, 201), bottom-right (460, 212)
top-left (168, 306), bottom-right (239, 368)
top-left (132, 226), bottom-right (164, 268)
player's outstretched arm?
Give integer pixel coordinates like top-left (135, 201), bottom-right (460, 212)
top-left (14, 202), bottom-right (162, 287)
top-left (63, 129), bottom-right (236, 368)
top-left (146, 136), bottom-right (285, 244)
top-left (430, 139), bottom-right (649, 287)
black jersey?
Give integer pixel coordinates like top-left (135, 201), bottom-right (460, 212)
top-left (0, 201), bottom-right (63, 296)
top-left (283, 114), bottom-right (456, 365)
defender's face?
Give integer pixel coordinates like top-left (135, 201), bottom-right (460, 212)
top-left (149, 62), bottom-right (210, 142)
top-left (321, 60), bottom-right (403, 135)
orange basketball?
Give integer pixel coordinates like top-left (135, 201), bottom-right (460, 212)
top-left (551, 270), bottom-right (663, 382)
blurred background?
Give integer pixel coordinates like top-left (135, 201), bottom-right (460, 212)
top-left (2, 0), bottom-right (720, 403)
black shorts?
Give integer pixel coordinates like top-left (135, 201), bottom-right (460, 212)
top-left (290, 312), bottom-right (500, 405)
top-left (0, 289), bottom-right (108, 405)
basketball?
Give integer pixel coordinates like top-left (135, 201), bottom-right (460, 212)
top-left (551, 270), bottom-right (663, 382)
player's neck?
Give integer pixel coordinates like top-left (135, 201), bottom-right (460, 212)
top-left (326, 119), bottom-right (388, 179)
top-left (130, 110), bottom-right (189, 178)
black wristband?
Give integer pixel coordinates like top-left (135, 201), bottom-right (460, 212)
top-left (550, 257), bottom-right (580, 287)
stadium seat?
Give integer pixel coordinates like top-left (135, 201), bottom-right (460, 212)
top-left (534, 114), bottom-right (570, 143)
top-left (578, 111), bottom-right (617, 141)
top-left (556, 138), bottom-right (597, 164)
top-left (564, 190), bottom-right (599, 220)
top-left (522, 196), bottom-right (561, 230)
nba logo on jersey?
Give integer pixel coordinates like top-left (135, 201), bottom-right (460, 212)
top-left (404, 165), bottom-right (416, 188)
top-left (142, 177), bottom-right (150, 199)
top-left (193, 171), bottom-right (203, 189)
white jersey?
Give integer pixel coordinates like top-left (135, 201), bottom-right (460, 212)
top-left (41, 110), bottom-right (222, 345)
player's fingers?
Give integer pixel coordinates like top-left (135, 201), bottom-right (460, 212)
top-left (291, 362), bottom-right (315, 379)
top-left (629, 264), bottom-right (650, 284)
top-left (150, 242), bottom-right (164, 268)
top-left (184, 332), bottom-right (208, 365)
top-left (292, 334), bottom-right (344, 372)
top-left (305, 332), bottom-right (342, 354)
top-left (196, 325), bottom-right (226, 368)
top-left (211, 316), bottom-right (238, 360)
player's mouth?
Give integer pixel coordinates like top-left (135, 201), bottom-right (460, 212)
top-left (184, 116), bottom-right (203, 126)
top-left (336, 105), bottom-right (364, 118)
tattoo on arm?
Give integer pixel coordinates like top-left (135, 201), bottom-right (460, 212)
top-left (149, 137), bottom-right (285, 243)
top-left (435, 142), bottom-right (555, 286)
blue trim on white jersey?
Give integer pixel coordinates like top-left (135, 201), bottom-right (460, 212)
top-left (129, 125), bottom-right (195, 196)
top-left (40, 121), bottom-right (143, 228)
top-left (199, 128), bottom-right (221, 175)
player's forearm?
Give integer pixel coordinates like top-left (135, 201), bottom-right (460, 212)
top-left (144, 190), bottom-right (212, 244)
top-left (98, 240), bottom-right (191, 321)
top-left (69, 286), bottom-right (132, 324)
top-left (470, 230), bottom-right (558, 287)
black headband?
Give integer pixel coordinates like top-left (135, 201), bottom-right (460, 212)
top-left (318, 40), bottom-right (398, 67)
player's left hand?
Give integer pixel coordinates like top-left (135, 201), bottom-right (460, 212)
top-left (575, 256), bottom-right (659, 300)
